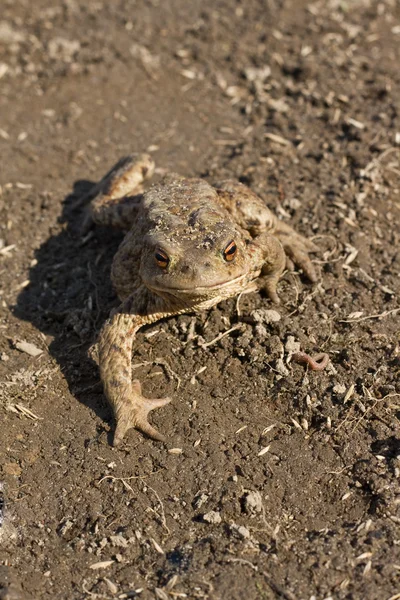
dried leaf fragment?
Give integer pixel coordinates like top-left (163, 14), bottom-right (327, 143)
top-left (257, 445), bottom-right (271, 456)
top-left (89, 560), bottom-right (114, 570)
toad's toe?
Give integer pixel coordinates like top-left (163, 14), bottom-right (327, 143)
top-left (112, 381), bottom-right (171, 446)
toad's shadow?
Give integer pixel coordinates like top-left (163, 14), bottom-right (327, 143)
top-left (14, 181), bottom-right (124, 441)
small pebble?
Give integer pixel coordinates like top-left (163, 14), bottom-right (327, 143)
top-left (202, 511), bottom-right (222, 524)
top-left (285, 335), bottom-right (300, 354)
top-left (333, 383), bottom-right (347, 395)
top-left (15, 341), bottom-right (43, 357)
top-left (104, 579), bottom-right (118, 595)
top-left (193, 493), bottom-right (209, 510)
top-left (251, 308), bottom-right (281, 324)
top-left (232, 524), bottom-right (251, 539)
top-left (274, 358), bottom-right (290, 377)
top-left (109, 535), bottom-right (129, 548)
top-left (242, 490), bottom-right (263, 516)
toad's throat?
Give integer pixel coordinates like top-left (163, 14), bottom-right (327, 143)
top-left (145, 272), bottom-right (250, 295)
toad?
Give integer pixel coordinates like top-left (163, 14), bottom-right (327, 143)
top-left (88, 154), bottom-right (318, 446)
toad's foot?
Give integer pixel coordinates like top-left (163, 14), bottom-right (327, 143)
top-left (276, 225), bottom-right (319, 282)
top-left (113, 379), bottom-right (171, 446)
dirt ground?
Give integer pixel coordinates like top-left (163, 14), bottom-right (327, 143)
top-left (1, 0), bottom-right (400, 598)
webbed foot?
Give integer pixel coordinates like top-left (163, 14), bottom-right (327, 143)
top-left (113, 380), bottom-right (171, 446)
top-left (277, 228), bottom-right (318, 282)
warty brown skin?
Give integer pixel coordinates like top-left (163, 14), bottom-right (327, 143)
top-left (89, 153), bottom-right (319, 446)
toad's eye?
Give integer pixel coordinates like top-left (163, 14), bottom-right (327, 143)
top-left (223, 240), bottom-right (237, 262)
top-left (155, 249), bottom-right (169, 268)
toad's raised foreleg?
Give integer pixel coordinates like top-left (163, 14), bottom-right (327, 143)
top-left (250, 232), bottom-right (286, 304)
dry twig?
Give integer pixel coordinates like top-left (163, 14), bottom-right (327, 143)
top-left (199, 323), bottom-right (244, 349)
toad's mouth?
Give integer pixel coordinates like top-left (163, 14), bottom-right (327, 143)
top-left (145, 272), bottom-right (249, 294)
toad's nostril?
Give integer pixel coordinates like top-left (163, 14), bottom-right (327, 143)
top-left (180, 263), bottom-right (201, 280)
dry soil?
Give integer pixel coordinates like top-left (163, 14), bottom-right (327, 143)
top-left (1, 1), bottom-right (400, 599)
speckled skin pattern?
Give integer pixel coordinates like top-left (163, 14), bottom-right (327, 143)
top-left (90, 154), bottom-right (318, 446)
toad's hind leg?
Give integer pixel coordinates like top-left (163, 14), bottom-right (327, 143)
top-left (89, 153), bottom-right (155, 229)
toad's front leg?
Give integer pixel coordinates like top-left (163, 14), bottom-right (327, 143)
top-left (250, 232), bottom-right (286, 304)
top-left (98, 307), bottom-right (174, 446)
